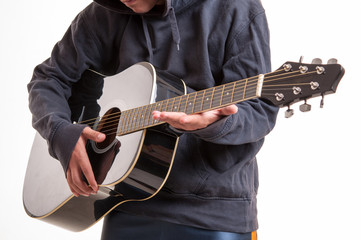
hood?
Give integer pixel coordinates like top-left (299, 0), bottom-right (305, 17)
top-left (93, 0), bottom-right (198, 17)
top-left (93, 0), bottom-right (198, 60)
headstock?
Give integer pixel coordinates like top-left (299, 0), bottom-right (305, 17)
top-left (261, 58), bottom-right (345, 117)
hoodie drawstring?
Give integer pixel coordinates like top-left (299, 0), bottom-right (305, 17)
top-left (141, 6), bottom-right (181, 63)
top-left (168, 7), bottom-right (180, 51)
top-left (141, 16), bottom-right (154, 63)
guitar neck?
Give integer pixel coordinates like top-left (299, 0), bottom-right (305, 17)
top-left (118, 74), bottom-right (264, 136)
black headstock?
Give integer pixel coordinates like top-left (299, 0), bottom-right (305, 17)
top-left (261, 59), bottom-right (345, 113)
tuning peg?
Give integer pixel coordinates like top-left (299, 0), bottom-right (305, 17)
top-left (299, 100), bottom-right (311, 112)
top-left (327, 58), bottom-right (338, 64)
top-left (312, 58), bottom-right (322, 64)
top-left (285, 106), bottom-right (294, 118)
top-left (299, 56), bottom-right (304, 63)
top-left (320, 94), bottom-right (325, 108)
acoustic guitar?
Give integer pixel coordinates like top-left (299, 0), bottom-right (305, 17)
top-left (23, 59), bottom-right (345, 231)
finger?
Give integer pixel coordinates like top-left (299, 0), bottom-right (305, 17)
top-left (82, 127), bottom-right (106, 143)
top-left (152, 111), bottom-right (161, 120)
top-left (66, 170), bottom-right (80, 197)
top-left (67, 129), bottom-right (99, 195)
top-left (67, 168), bottom-right (90, 197)
top-left (154, 111), bottom-right (191, 129)
top-left (79, 155), bottom-right (99, 193)
top-left (217, 104), bottom-right (238, 116)
top-left (160, 112), bottom-right (206, 130)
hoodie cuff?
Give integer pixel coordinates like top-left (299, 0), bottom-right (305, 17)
top-left (50, 122), bottom-right (87, 174)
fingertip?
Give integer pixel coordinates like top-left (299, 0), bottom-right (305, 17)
top-left (71, 189), bottom-right (80, 197)
top-left (222, 105), bottom-right (238, 115)
top-left (230, 105), bottom-right (238, 114)
top-left (96, 132), bottom-right (106, 142)
top-left (91, 184), bottom-right (99, 193)
top-left (152, 111), bottom-right (161, 120)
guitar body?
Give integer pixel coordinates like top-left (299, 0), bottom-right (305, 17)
top-left (23, 62), bottom-right (185, 231)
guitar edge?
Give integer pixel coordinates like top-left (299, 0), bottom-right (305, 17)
top-left (23, 62), bottom-right (185, 231)
top-left (23, 127), bottom-right (179, 232)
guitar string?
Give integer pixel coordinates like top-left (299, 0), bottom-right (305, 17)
top-left (78, 69), bottom-right (319, 136)
top-left (117, 70), bottom-right (319, 136)
top-left (77, 70), bottom-right (279, 128)
top-left (77, 68), bottom-right (288, 126)
top-left (81, 70), bottom-right (318, 136)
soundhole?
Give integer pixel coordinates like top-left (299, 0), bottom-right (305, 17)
top-left (95, 108), bottom-right (121, 150)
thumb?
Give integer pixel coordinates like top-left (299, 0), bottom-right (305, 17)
top-left (82, 127), bottom-right (106, 142)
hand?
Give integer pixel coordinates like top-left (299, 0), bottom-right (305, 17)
top-left (66, 127), bottom-right (106, 197)
top-left (152, 104), bottom-right (238, 131)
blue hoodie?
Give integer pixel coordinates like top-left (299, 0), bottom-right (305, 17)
top-left (28, 0), bottom-right (278, 233)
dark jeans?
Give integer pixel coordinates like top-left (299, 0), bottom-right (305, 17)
top-left (101, 211), bottom-right (256, 240)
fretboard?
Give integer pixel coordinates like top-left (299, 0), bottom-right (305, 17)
top-left (118, 75), bottom-right (263, 136)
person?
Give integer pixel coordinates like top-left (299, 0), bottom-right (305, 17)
top-left (27, 0), bottom-right (279, 239)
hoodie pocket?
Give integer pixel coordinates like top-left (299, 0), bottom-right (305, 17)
top-left (162, 135), bottom-right (210, 194)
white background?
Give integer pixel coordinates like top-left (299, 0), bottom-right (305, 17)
top-left (0, 0), bottom-right (360, 239)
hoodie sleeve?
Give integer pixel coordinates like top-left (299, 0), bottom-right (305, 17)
top-left (185, 10), bottom-right (279, 145)
top-left (27, 9), bottom-right (103, 173)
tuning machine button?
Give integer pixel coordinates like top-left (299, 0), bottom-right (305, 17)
top-left (299, 100), bottom-right (311, 112)
top-left (320, 94), bottom-right (325, 108)
top-left (285, 106), bottom-right (294, 118)
top-left (327, 58), bottom-right (338, 64)
top-left (299, 56), bottom-right (304, 63)
top-left (312, 58), bottom-right (322, 64)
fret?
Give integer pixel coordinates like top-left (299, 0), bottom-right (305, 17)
top-left (147, 102), bottom-right (159, 126)
top-left (211, 85), bottom-right (223, 109)
top-left (221, 83), bottom-right (234, 106)
top-left (202, 87), bottom-right (215, 111)
top-left (233, 80), bottom-right (246, 102)
top-left (242, 78), bottom-right (248, 99)
top-left (178, 94), bottom-right (188, 113)
top-left (121, 111), bottom-right (130, 135)
top-left (154, 101), bottom-right (162, 112)
top-left (120, 110), bottom-right (127, 134)
top-left (193, 90), bottom-right (205, 113)
top-left (185, 92), bottom-right (196, 114)
top-left (144, 103), bottom-right (154, 127)
top-left (129, 108), bottom-right (137, 132)
top-left (138, 106), bottom-right (147, 129)
top-left (160, 99), bottom-right (169, 112)
top-left (133, 107), bottom-right (141, 130)
top-left (165, 98), bottom-right (174, 112)
top-left (123, 109), bottom-right (133, 133)
top-left (118, 113), bottom-right (125, 135)
top-left (244, 80), bottom-right (257, 99)
top-left (137, 107), bottom-right (143, 129)
top-left (172, 96), bottom-right (181, 112)
top-left (133, 108), bottom-right (141, 131)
